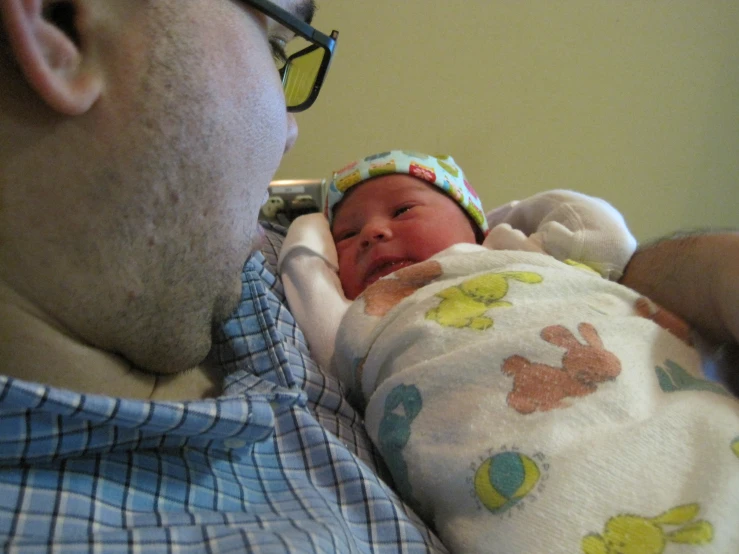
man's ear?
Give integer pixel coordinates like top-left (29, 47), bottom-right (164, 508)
top-left (1, 0), bottom-right (102, 115)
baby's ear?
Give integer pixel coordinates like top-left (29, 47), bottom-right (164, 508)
top-left (1, 0), bottom-right (102, 114)
top-left (576, 323), bottom-right (604, 349)
top-left (540, 325), bottom-right (580, 349)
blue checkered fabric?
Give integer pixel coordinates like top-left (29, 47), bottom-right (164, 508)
top-left (0, 223), bottom-right (447, 554)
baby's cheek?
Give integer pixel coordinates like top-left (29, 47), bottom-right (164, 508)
top-left (337, 256), bottom-right (353, 284)
top-left (336, 247), bottom-right (349, 271)
top-left (336, 239), bottom-right (359, 264)
top-left (338, 263), bottom-right (362, 300)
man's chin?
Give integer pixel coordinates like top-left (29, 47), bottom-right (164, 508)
top-left (212, 282), bottom-right (244, 325)
top-left (251, 225), bottom-right (267, 253)
top-left (209, 232), bottom-right (265, 343)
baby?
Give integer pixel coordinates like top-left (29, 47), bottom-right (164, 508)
top-left (278, 150), bottom-right (739, 553)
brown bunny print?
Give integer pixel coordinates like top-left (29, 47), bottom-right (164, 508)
top-left (361, 260), bottom-right (443, 317)
top-left (502, 322), bottom-right (621, 414)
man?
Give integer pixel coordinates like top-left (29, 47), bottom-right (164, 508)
top-left (0, 0), bottom-right (736, 552)
top-left (0, 1), bottom-right (446, 551)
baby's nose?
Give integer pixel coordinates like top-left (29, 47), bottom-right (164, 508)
top-left (361, 232), bottom-right (384, 247)
top-left (360, 222), bottom-right (392, 247)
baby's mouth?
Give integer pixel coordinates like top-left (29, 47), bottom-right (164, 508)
top-left (365, 260), bottom-right (415, 286)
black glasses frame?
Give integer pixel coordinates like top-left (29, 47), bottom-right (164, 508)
top-left (244, 0), bottom-right (338, 112)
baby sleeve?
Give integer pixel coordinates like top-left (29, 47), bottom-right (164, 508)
top-left (277, 213), bottom-right (351, 372)
top-left (484, 189), bottom-right (637, 280)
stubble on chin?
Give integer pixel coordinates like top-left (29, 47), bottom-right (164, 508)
top-left (210, 228), bottom-right (266, 323)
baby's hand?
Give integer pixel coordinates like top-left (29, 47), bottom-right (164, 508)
top-left (485, 223), bottom-right (546, 254)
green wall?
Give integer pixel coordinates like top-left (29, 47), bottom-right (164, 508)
top-left (275, 1), bottom-right (738, 240)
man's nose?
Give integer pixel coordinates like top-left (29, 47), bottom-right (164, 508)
top-left (284, 113), bottom-right (298, 154)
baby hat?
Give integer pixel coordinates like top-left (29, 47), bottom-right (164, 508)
top-left (324, 150), bottom-right (488, 234)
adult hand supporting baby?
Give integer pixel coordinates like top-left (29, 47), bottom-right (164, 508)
top-left (621, 231), bottom-right (738, 344)
top-left (620, 231), bottom-right (739, 391)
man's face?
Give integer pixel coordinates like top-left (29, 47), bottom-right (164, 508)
top-left (2, 0), bottom-right (305, 373)
top-left (100, 0), bottom-right (303, 371)
top-left (332, 175), bottom-right (479, 300)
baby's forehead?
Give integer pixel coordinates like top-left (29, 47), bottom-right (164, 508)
top-left (337, 175), bottom-right (441, 210)
top-left (332, 176), bottom-right (457, 227)
top-left (349, 174), bottom-right (440, 199)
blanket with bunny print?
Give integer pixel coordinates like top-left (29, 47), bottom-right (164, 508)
top-left (333, 245), bottom-right (739, 554)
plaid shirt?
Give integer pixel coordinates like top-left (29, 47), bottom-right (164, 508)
top-left (0, 225), bottom-right (447, 554)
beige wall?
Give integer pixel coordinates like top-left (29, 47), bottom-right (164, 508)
top-left (274, 1), bottom-right (739, 240)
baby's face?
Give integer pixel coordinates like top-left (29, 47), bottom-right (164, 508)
top-left (332, 175), bottom-right (478, 299)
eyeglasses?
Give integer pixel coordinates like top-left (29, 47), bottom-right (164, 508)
top-left (244, 0), bottom-right (339, 112)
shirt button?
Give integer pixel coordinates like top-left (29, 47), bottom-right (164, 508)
top-left (224, 438), bottom-right (247, 449)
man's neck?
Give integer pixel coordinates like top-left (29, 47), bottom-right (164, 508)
top-left (0, 283), bottom-right (221, 401)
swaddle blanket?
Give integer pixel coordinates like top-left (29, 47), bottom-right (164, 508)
top-left (334, 245), bottom-right (739, 554)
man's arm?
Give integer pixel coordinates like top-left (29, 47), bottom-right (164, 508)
top-left (619, 231), bottom-right (739, 344)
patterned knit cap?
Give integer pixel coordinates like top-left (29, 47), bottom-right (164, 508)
top-left (324, 150), bottom-right (488, 234)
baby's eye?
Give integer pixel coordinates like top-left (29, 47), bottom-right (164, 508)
top-left (393, 206), bottom-right (413, 217)
top-left (334, 230), bottom-right (357, 243)
top-left (269, 38), bottom-right (288, 69)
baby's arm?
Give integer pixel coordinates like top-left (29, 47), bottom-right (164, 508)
top-left (484, 189), bottom-right (637, 280)
top-left (277, 213), bottom-right (351, 372)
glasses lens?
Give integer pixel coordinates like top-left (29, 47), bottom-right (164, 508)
top-left (283, 46), bottom-right (325, 108)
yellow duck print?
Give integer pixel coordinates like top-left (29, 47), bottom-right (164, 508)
top-left (582, 503), bottom-right (713, 554)
top-left (425, 271), bottom-right (542, 330)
